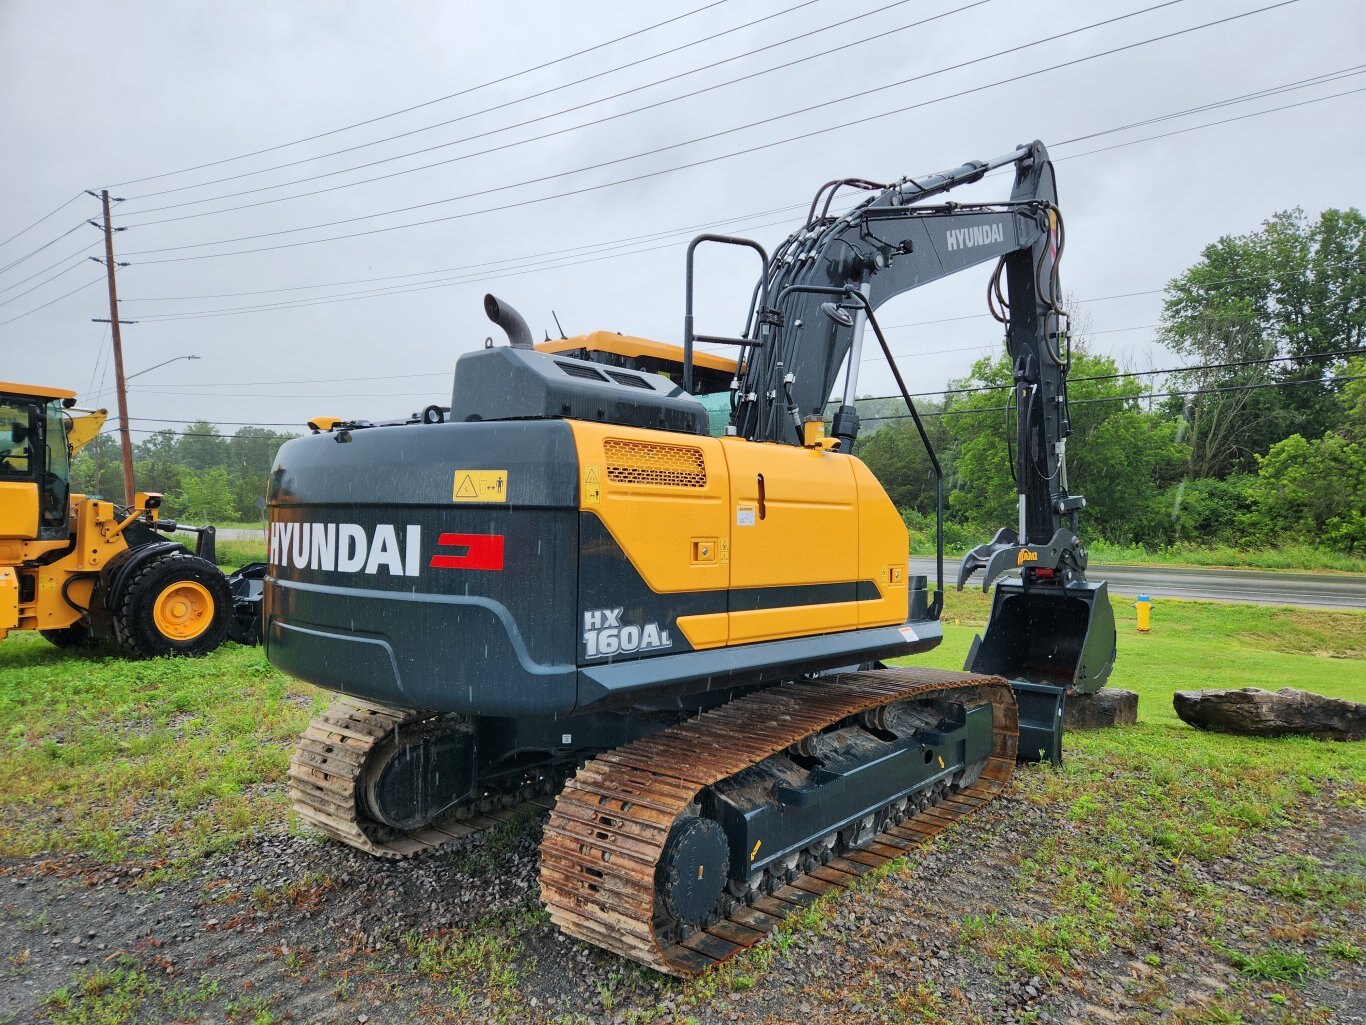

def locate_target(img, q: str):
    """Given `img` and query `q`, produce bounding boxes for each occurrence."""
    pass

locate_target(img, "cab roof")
[0,381,77,401]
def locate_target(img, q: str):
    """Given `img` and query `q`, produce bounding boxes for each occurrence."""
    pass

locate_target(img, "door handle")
[756,474,766,521]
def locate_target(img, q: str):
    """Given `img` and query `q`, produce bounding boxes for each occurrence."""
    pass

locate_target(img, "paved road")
[910,558,1366,610]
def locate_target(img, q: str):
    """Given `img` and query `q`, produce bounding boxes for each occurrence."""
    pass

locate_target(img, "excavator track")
[539,667,1018,977]
[288,697,554,859]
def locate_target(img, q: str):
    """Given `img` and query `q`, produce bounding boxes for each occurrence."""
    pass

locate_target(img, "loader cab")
[0,385,73,542]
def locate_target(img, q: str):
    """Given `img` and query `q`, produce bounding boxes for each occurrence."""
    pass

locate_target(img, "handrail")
[683,234,769,395]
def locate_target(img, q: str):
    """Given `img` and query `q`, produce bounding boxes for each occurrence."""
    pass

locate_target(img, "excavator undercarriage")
[291,668,1016,975]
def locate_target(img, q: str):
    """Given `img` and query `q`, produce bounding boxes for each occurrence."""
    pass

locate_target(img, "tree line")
[857,207,1365,555]
[72,425,298,524]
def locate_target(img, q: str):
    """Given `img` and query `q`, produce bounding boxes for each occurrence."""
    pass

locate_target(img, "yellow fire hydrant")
[1135,594,1152,633]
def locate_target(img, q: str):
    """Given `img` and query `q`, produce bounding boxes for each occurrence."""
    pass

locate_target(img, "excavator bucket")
[964,579,1117,763]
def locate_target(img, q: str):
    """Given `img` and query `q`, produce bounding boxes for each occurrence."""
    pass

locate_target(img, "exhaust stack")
[484,293,533,350]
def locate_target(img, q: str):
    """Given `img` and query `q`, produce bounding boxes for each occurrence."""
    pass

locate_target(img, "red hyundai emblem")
[429,533,505,571]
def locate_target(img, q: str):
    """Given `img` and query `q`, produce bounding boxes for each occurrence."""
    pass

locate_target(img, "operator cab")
[0,383,73,542]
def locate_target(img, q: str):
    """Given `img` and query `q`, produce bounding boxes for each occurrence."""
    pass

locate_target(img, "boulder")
[1065,689,1139,730]
[1172,687,1366,741]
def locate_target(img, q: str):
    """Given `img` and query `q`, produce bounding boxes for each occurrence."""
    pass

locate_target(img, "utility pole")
[93,189,134,504]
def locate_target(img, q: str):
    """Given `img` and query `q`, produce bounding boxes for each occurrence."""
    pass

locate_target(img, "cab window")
[43,400,71,528]
[0,400,35,477]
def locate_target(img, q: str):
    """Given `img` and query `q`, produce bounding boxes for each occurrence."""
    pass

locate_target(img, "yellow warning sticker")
[584,465,602,506]
[719,539,730,564]
[452,469,508,503]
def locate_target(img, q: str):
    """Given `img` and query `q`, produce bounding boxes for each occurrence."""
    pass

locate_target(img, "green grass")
[1084,540,1366,574]
[1219,944,1317,982]
[400,906,532,1020]
[215,539,267,569]
[0,635,320,868]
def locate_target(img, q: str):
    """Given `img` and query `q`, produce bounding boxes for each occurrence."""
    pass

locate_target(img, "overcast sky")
[2,0,1363,436]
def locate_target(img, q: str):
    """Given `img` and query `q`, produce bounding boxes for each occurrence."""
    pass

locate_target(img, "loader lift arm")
[685,140,1116,760]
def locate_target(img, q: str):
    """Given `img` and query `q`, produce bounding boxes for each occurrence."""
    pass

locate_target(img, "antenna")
[552,310,568,339]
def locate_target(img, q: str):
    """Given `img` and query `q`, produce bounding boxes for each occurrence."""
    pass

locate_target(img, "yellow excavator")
[0,381,237,656]
[269,142,1117,975]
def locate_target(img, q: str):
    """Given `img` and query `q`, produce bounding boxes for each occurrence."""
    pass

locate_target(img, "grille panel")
[557,361,608,381]
[604,439,707,488]
[605,370,653,390]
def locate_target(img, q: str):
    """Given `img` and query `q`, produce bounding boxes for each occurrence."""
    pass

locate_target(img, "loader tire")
[111,551,231,658]
[41,624,93,649]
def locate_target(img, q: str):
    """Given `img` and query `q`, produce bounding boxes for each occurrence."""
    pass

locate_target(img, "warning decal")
[584,465,602,506]
[451,469,508,503]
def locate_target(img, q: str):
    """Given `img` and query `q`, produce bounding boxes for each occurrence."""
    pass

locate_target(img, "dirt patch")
[1,790,1362,1024]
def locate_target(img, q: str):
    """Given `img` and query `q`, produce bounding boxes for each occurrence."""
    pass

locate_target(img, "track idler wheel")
[360,721,474,832]
[656,817,729,933]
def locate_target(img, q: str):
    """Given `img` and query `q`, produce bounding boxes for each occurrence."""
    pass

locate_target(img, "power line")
[123,47,1362,229]
[1055,63,1366,146]
[104,0,733,189]
[122,0,1277,261]
[119,77,1353,328]
[116,202,813,303]
[0,276,104,328]
[122,211,810,323]
[118,0,979,219]
[1054,83,1366,165]
[88,79,1361,341]
[114,67,1361,325]
[0,259,87,308]
[0,193,83,249]
[0,221,88,276]
[0,239,104,294]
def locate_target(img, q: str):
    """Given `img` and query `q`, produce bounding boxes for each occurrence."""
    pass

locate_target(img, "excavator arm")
[685,141,1116,761]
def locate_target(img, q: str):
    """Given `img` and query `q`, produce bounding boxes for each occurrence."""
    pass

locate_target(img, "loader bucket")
[964,579,1117,763]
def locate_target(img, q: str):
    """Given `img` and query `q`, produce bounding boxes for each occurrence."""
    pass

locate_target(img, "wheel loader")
[0,382,254,656]
[268,142,1117,975]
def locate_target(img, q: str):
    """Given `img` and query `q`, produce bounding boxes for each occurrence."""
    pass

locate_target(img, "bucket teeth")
[538,667,1018,977]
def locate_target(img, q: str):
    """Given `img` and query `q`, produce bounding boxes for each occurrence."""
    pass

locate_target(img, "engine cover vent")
[605,370,652,389]
[605,439,707,488]
[557,361,608,382]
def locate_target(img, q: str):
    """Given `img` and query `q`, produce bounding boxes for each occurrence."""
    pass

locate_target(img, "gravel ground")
[1,790,1362,1024]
